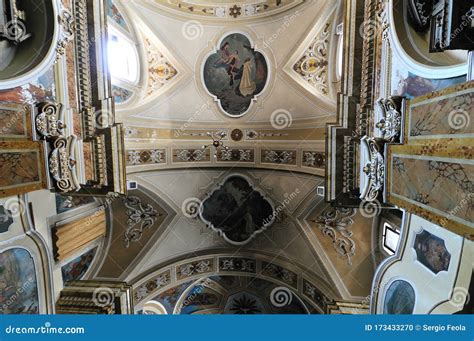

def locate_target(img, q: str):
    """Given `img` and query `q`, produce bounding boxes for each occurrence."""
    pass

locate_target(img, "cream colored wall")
[373,213,473,314]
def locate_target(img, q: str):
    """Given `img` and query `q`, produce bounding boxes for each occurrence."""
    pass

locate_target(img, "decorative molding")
[219,257,256,273]
[359,136,384,202]
[374,97,403,142]
[312,207,357,266]
[262,150,296,165]
[123,196,161,248]
[146,0,304,21]
[174,148,209,162]
[218,148,254,162]
[145,38,178,96]
[127,149,166,165]
[292,23,330,95]
[132,254,332,311]
[302,151,325,169]
[49,136,81,193]
[177,258,214,280]
[55,7,75,62]
[35,102,66,139]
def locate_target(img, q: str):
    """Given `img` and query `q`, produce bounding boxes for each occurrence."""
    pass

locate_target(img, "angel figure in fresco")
[239,57,256,96]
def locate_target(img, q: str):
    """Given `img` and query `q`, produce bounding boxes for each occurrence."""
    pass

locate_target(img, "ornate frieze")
[127,149,165,166]
[49,136,80,193]
[123,196,161,248]
[218,148,254,162]
[302,151,325,169]
[133,270,171,302]
[312,207,357,266]
[35,102,66,139]
[359,137,385,202]
[148,0,304,20]
[261,262,297,288]
[374,97,403,142]
[292,23,330,95]
[302,278,328,309]
[174,148,209,162]
[177,259,214,280]
[262,150,296,165]
[55,7,75,62]
[219,257,256,273]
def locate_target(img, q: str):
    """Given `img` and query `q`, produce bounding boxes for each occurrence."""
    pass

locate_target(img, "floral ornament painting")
[203,33,268,117]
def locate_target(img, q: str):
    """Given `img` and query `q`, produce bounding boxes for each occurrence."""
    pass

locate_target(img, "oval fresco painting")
[0,248,39,314]
[203,33,268,117]
[383,280,415,314]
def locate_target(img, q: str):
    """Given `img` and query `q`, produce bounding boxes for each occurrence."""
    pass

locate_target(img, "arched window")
[107,27,139,84]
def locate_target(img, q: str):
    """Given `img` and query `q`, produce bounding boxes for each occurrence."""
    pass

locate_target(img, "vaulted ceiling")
[97,0,378,307]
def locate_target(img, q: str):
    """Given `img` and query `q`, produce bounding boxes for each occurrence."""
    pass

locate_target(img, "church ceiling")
[115,0,340,128]
[143,0,305,22]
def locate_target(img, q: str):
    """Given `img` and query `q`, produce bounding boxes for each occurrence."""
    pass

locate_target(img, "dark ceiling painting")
[0,248,39,314]
[383,280,415,314]
[414,230,451,274]
[0,205,14,233]
[174,276,310,314]
[203,33,268,117]
[199,175,275,245]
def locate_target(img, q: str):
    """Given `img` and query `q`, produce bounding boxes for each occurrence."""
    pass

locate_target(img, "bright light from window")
[382,222,400,255]
[107,30,138,83]
[336,34,344,80]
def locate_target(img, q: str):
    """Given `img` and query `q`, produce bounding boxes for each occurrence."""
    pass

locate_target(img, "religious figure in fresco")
[204,33,268,116]
[240,58,257,96]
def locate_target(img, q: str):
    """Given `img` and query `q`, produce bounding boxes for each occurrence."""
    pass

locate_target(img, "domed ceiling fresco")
[203,33,268,117]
